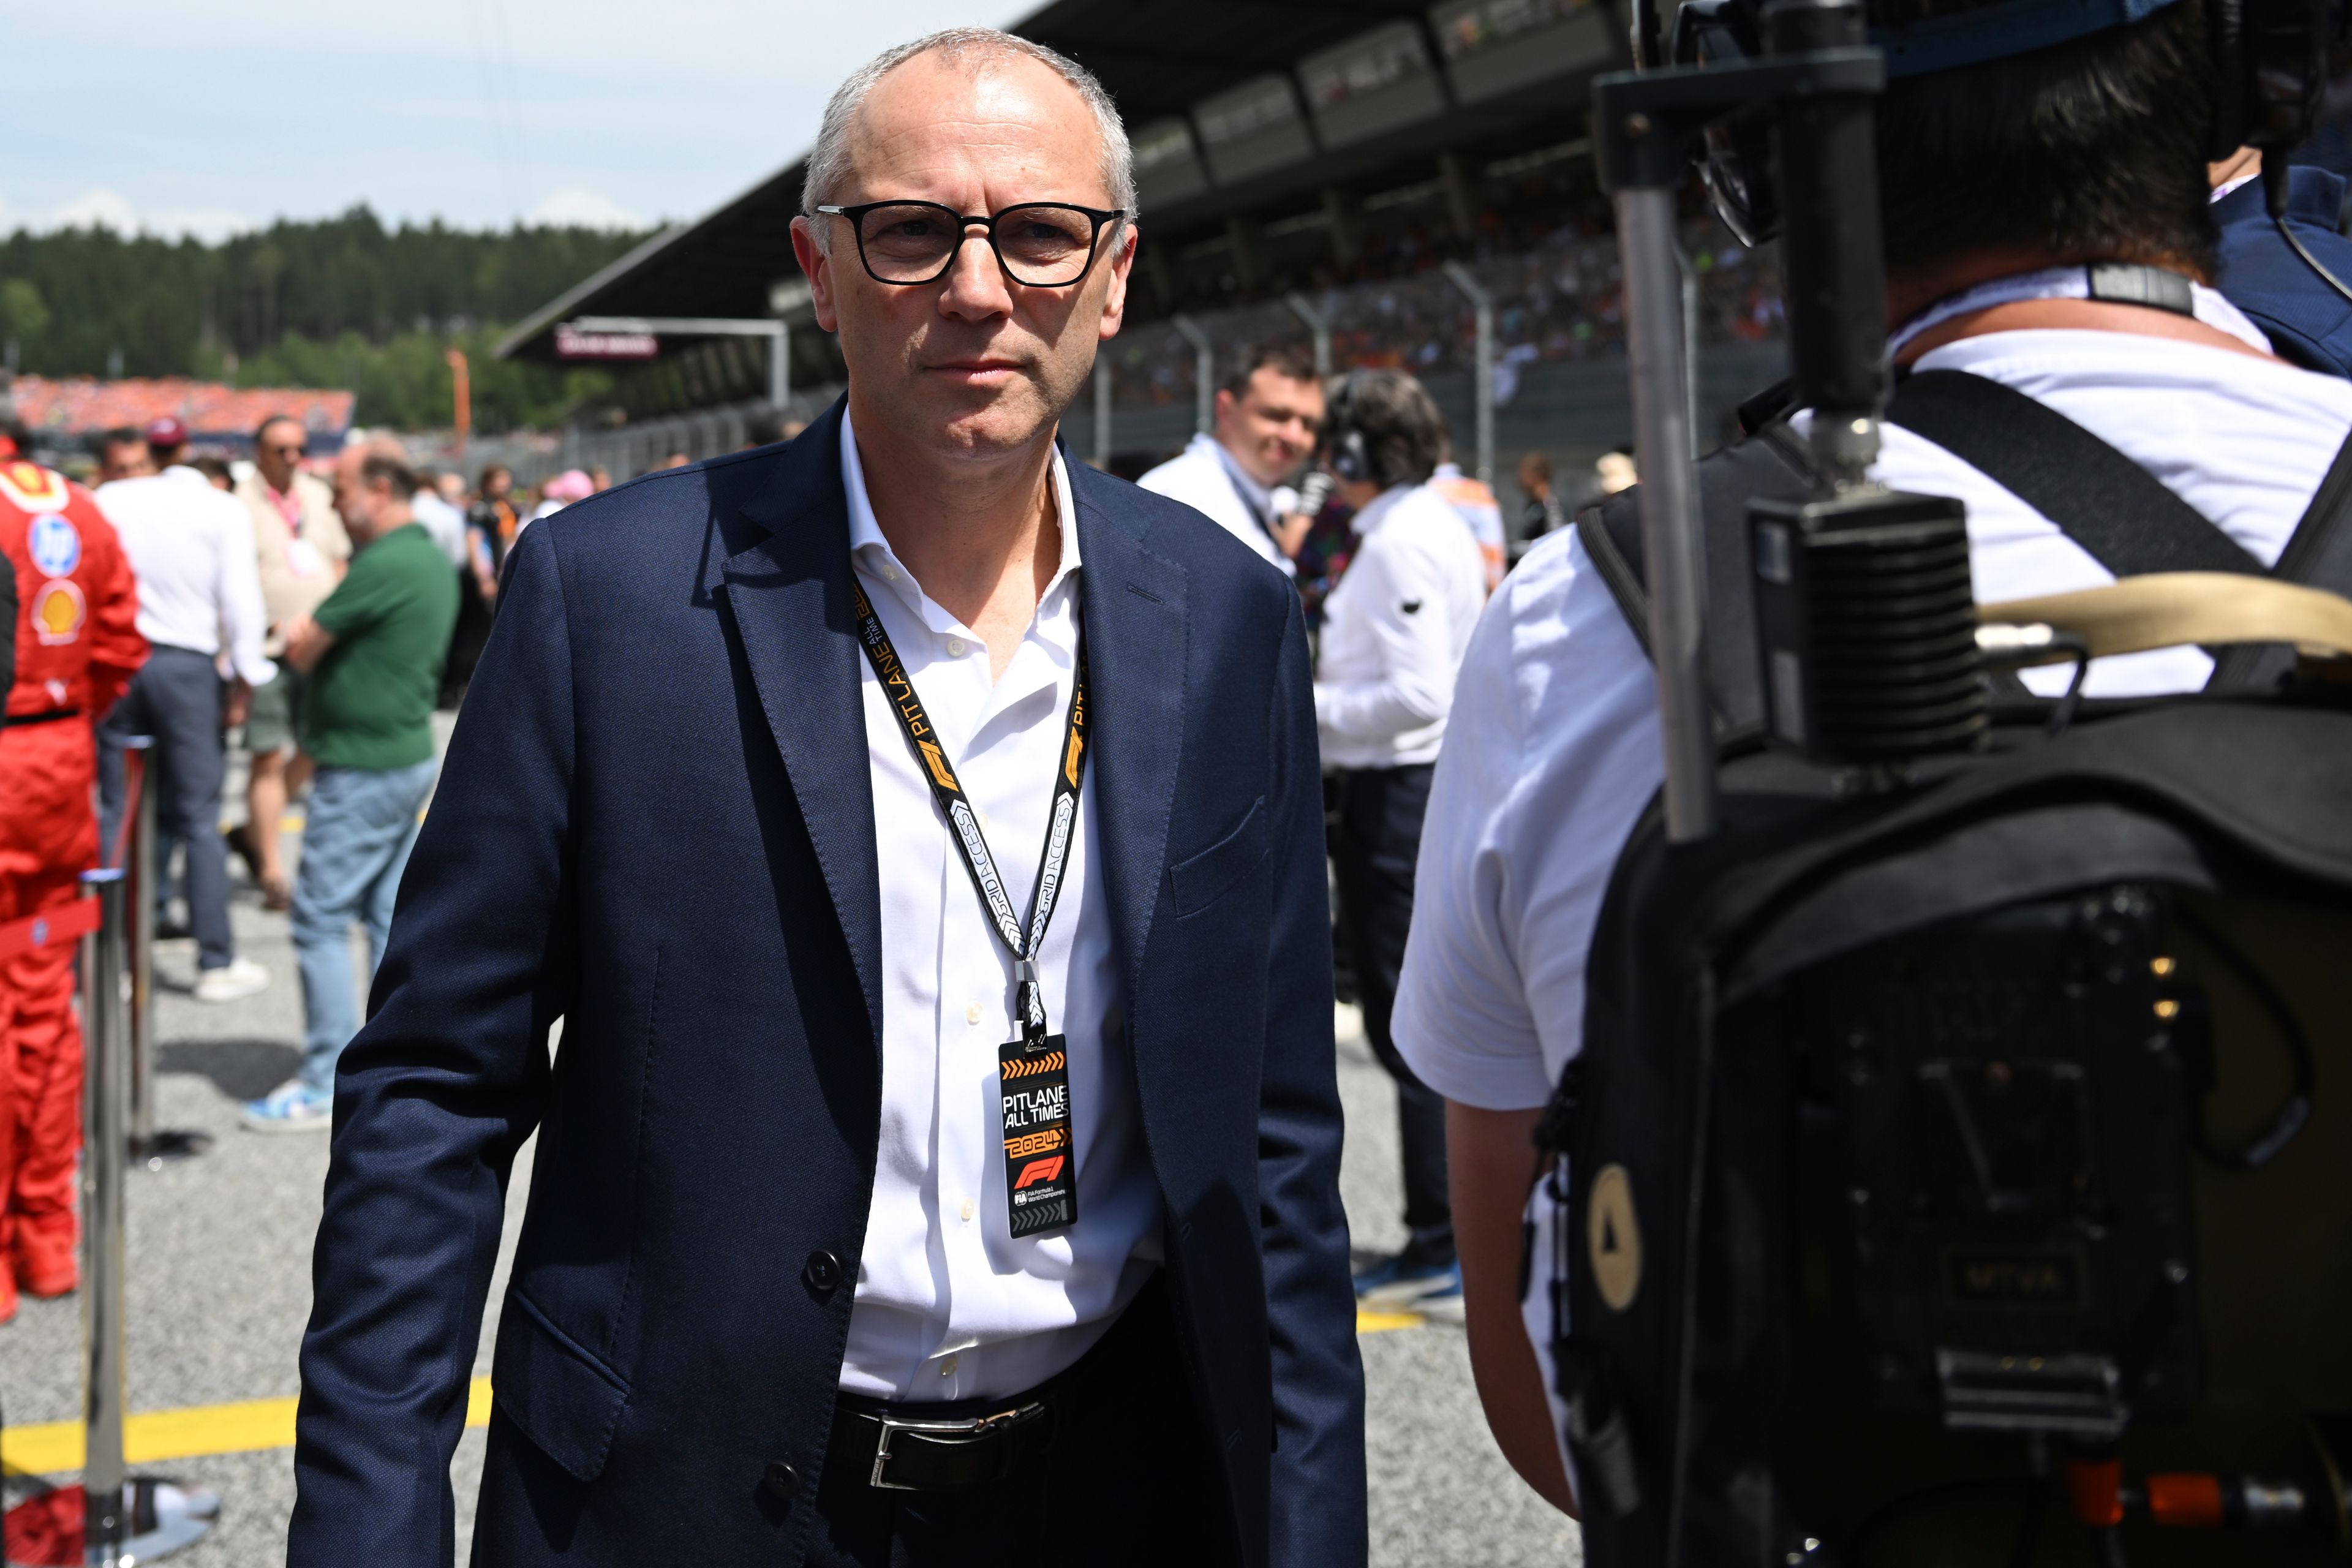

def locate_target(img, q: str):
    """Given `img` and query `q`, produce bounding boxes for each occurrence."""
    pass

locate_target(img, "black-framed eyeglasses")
[815,200,1127,288]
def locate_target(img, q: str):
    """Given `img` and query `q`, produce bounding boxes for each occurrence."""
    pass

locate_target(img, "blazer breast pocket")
[1168,795,1270,918]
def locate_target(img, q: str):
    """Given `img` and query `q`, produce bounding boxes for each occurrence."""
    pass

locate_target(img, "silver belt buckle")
[869,1404,1035,1491]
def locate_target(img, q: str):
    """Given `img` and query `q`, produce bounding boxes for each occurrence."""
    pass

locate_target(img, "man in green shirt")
[244,444,459,1132]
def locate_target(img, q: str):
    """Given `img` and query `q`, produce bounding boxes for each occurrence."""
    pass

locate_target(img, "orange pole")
[445,347,472,457]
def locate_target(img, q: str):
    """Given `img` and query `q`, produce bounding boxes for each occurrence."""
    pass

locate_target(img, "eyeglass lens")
[858,204,1100,285]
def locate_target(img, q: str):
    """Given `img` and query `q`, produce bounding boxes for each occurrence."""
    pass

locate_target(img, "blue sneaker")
[241,1079,333,1134]
[1353,1254,1459,1306]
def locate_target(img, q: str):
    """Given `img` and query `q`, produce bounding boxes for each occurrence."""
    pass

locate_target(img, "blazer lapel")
[1072,470,1190,1005]
[715,403,884,1054]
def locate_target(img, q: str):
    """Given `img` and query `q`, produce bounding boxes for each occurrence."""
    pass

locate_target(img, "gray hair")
[799,28,1136,250]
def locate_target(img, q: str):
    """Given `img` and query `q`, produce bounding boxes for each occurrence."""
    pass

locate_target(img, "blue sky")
[4,1,1023,240]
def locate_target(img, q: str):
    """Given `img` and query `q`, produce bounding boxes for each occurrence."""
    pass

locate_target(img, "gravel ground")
[2,746,1575,1564]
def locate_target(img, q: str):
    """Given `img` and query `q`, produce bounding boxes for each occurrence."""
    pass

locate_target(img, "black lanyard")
[848,576,1089,1041]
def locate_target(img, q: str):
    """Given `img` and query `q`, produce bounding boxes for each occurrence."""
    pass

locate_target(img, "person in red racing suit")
[0,431,145,1324]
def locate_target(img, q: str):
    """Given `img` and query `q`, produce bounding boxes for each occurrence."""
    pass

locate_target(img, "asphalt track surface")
[1,771,1580,1566]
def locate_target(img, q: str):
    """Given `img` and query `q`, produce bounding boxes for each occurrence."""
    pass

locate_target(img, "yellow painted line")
[1356,1308,1423,1333]
[1,1379,493,1478]
[0,1319,1422,1477]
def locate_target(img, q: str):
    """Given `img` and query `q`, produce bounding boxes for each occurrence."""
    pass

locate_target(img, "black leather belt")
[824,1396,1059,1491]
[2,707,79,729]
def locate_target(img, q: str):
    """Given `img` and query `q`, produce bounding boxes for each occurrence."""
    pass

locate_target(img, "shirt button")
[802,1250,843,1295]
[881,564,898,581]
[941,1355,960,1377]
[947,636,967,657]
[960,1197,975,1223]
[965,1001,983,1026]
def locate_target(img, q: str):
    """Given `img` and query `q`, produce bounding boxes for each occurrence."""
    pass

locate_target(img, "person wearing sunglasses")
[232,414,350,911]
[289,26,1363,1568]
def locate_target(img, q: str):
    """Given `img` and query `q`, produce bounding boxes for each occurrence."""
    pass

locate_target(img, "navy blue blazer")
[2215,165,2352,379]
[287,401,1366,1566]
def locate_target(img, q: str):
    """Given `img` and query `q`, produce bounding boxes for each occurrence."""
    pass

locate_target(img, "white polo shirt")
[836,412,1163,1404]
[1313,481,1488,771]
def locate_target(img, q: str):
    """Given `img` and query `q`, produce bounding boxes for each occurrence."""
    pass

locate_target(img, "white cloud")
[2,186,252,241]
[524,188,648,231]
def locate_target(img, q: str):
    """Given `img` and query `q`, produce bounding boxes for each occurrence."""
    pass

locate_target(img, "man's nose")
[938,227,1014,319]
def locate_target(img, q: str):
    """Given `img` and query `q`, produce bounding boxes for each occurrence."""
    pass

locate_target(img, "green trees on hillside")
[0,208,652,431]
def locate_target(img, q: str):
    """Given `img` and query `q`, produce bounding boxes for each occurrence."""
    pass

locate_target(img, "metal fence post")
[1284,292,1332,380]
[1171,315,1213,436]
[74,867,220,1565]
[121,739,156,1155]
[80,869,129,1562]
[766,322,790,412]
[1441,260,1496,486]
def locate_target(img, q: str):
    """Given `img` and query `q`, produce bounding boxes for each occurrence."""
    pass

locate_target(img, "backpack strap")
[1885,369,2266,579]
[2209,424,2352,690]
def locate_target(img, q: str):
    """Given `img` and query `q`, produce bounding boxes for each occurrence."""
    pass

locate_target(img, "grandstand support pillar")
[1172,315,1214,436]
[1284,293,1332,380]
[1092,358,1112,469]
[766,322,790,413]
[1441,261,1496,486]
[1438,153,1478,241]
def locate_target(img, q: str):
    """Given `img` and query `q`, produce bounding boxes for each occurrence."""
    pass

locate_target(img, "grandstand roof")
[498,0,1624,365]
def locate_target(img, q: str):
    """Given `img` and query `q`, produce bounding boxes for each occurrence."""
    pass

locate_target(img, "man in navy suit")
[288,26,1365,1568]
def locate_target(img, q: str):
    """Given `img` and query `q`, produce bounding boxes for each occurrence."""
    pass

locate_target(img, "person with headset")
[1390,0,2352,1514]
[1312,369,1489,1317]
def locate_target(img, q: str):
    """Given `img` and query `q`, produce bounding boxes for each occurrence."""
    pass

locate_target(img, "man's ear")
[1096,224,1137,343]
[791,217,840,334]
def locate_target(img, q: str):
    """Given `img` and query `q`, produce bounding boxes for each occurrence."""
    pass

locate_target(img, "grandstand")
[496,0,1788,516]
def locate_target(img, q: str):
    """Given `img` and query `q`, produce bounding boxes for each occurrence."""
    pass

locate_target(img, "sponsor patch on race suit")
[0,462,69,514]
[32,578,85,644]
[28,513,80,578]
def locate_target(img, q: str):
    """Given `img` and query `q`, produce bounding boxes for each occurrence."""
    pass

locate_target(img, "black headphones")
[1673,0,2336,246]
[1322,373,1383,486]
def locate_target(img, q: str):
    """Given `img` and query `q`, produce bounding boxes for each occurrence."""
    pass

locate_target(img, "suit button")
[803,1251,843,1295]
[761,1460,801,1502]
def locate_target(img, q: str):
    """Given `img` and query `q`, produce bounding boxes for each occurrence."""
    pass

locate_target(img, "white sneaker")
[193,957,270,1004]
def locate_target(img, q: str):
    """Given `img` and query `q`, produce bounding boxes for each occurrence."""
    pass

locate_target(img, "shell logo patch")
[0,462,67,514]
[29,513,80,578]
[32,578,86,645]
[1587,1163,1644,1313]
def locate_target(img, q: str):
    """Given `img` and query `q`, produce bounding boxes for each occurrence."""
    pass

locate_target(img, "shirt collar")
[1349,483,1417,538]
[1202,432,1274,522]
[839,407,1082,633]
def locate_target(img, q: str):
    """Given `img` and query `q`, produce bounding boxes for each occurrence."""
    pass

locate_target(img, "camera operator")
[1389,0,2352,1513]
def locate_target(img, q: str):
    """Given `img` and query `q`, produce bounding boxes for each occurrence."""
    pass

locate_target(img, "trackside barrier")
[0,872,217,1567]
[109,741,206,1168]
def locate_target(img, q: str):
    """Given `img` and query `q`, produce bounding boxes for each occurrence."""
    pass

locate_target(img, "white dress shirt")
[1390,327,2352,1494]
[837,411,1163,1404]
[1137,431,1294,576]
[1312,481,1487,770]
[410,487,470,570]
[96,465,274,686]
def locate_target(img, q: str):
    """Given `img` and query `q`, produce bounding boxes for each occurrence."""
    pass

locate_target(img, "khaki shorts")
[244,668,304,756]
